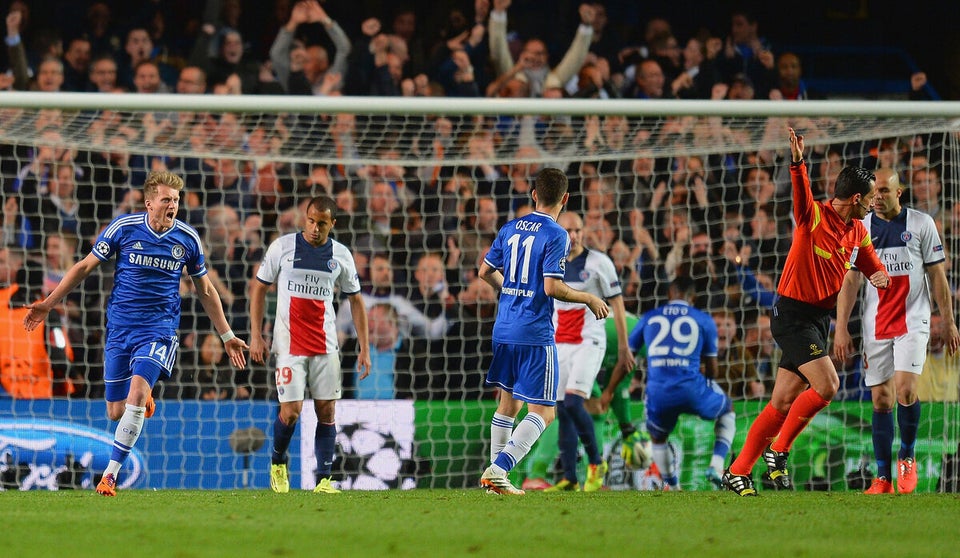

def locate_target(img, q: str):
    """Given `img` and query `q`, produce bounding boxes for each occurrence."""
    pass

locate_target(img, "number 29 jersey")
[629,300,718,389]
[484,211,569,346]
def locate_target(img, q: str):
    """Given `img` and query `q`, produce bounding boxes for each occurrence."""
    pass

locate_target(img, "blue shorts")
[644,378,731,441]
[103,326,179,402]
[486,342,558,406]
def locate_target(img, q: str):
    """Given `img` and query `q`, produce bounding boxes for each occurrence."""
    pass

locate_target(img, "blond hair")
[143,171,185,198]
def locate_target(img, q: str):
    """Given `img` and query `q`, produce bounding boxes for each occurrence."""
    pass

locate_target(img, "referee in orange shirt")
[722,128,890,496]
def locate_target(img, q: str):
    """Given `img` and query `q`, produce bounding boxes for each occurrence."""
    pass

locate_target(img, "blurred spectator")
[409,253,454,331]
[718,9,774,96]
[743,311,779,393]
[180,332,251,400]
[0,245,72,398]
[60,37,91,92]
[712,309,763,399]
[83,2,122,59]
[769,52,820,101]
[916,313,960,402]
[340,302,426,400]
[132,60,167,94]
[455,195,499,273]
[336,253,443,341]
[36,161,82,237]
[622,58,670,99]
[87,54,118,92]
[431,274,497,400]
[31,56,64,92]
[488,0,595,98]
[746,202,789,275]
[269,0,351,95]
[118,27,176,91]
[723,72,755,100]
[672,37,721,99]
[5,8,29,91]
[176,66,207,94]
[909,166,945,219]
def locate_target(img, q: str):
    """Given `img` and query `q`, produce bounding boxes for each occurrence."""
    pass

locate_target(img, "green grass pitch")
[2,489,958,557]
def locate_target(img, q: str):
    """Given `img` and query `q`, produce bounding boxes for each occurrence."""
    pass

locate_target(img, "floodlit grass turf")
[2,489,959,558]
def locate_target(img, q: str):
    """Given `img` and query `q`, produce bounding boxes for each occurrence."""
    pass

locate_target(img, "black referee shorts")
[770,296,832,375]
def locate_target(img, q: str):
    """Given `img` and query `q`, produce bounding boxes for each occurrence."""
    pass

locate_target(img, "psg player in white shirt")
[546,212,634,492]
[250,195,371,495]
[835,168,959,494]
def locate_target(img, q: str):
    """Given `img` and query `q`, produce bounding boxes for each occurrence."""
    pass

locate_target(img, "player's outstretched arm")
[193,274,248,369]
[24,252,101,332]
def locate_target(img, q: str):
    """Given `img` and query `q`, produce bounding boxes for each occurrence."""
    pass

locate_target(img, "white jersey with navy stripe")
[553,248,621,346]
[93,213,206,328]
[257,233,361,357]
[860,207,944,340]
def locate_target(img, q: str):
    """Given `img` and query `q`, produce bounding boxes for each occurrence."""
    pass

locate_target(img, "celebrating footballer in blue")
[24,171,248,497]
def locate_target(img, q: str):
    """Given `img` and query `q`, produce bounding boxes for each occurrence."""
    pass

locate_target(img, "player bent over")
[606,276,735,490]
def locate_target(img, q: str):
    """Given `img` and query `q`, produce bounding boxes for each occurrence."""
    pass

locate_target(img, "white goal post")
[0,92,958,492]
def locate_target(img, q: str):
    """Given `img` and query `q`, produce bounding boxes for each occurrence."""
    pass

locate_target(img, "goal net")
[1,93,958,492]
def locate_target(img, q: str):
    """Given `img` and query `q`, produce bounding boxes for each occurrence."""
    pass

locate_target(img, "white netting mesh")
[1,95,958,491]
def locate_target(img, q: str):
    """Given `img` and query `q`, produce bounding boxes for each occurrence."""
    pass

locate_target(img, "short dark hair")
[834,167,875,199]
[670,275,696,298]
[534,167,568,207]
[307,196,338,219]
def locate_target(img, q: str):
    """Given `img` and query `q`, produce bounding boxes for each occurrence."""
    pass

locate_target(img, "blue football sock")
[872,409,894,479]
[897,400,921,461]
[564,393,601,465]
[556,402,580,482]
[315,422,337,480]
[272,415,296,465]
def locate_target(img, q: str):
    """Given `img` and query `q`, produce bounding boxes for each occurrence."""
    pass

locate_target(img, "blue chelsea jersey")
[629,300,718,387]
[92,213,207,329]
[483,211,569,346]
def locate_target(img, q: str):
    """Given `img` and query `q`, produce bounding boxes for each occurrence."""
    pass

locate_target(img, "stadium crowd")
[0,0,956,404]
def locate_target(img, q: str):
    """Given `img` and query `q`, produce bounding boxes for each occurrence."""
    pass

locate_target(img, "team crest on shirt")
[901,231,912,242]
[95,241,110,256]
[579,270,589,281]
[171,245,185,259]
[328,259,339,271]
